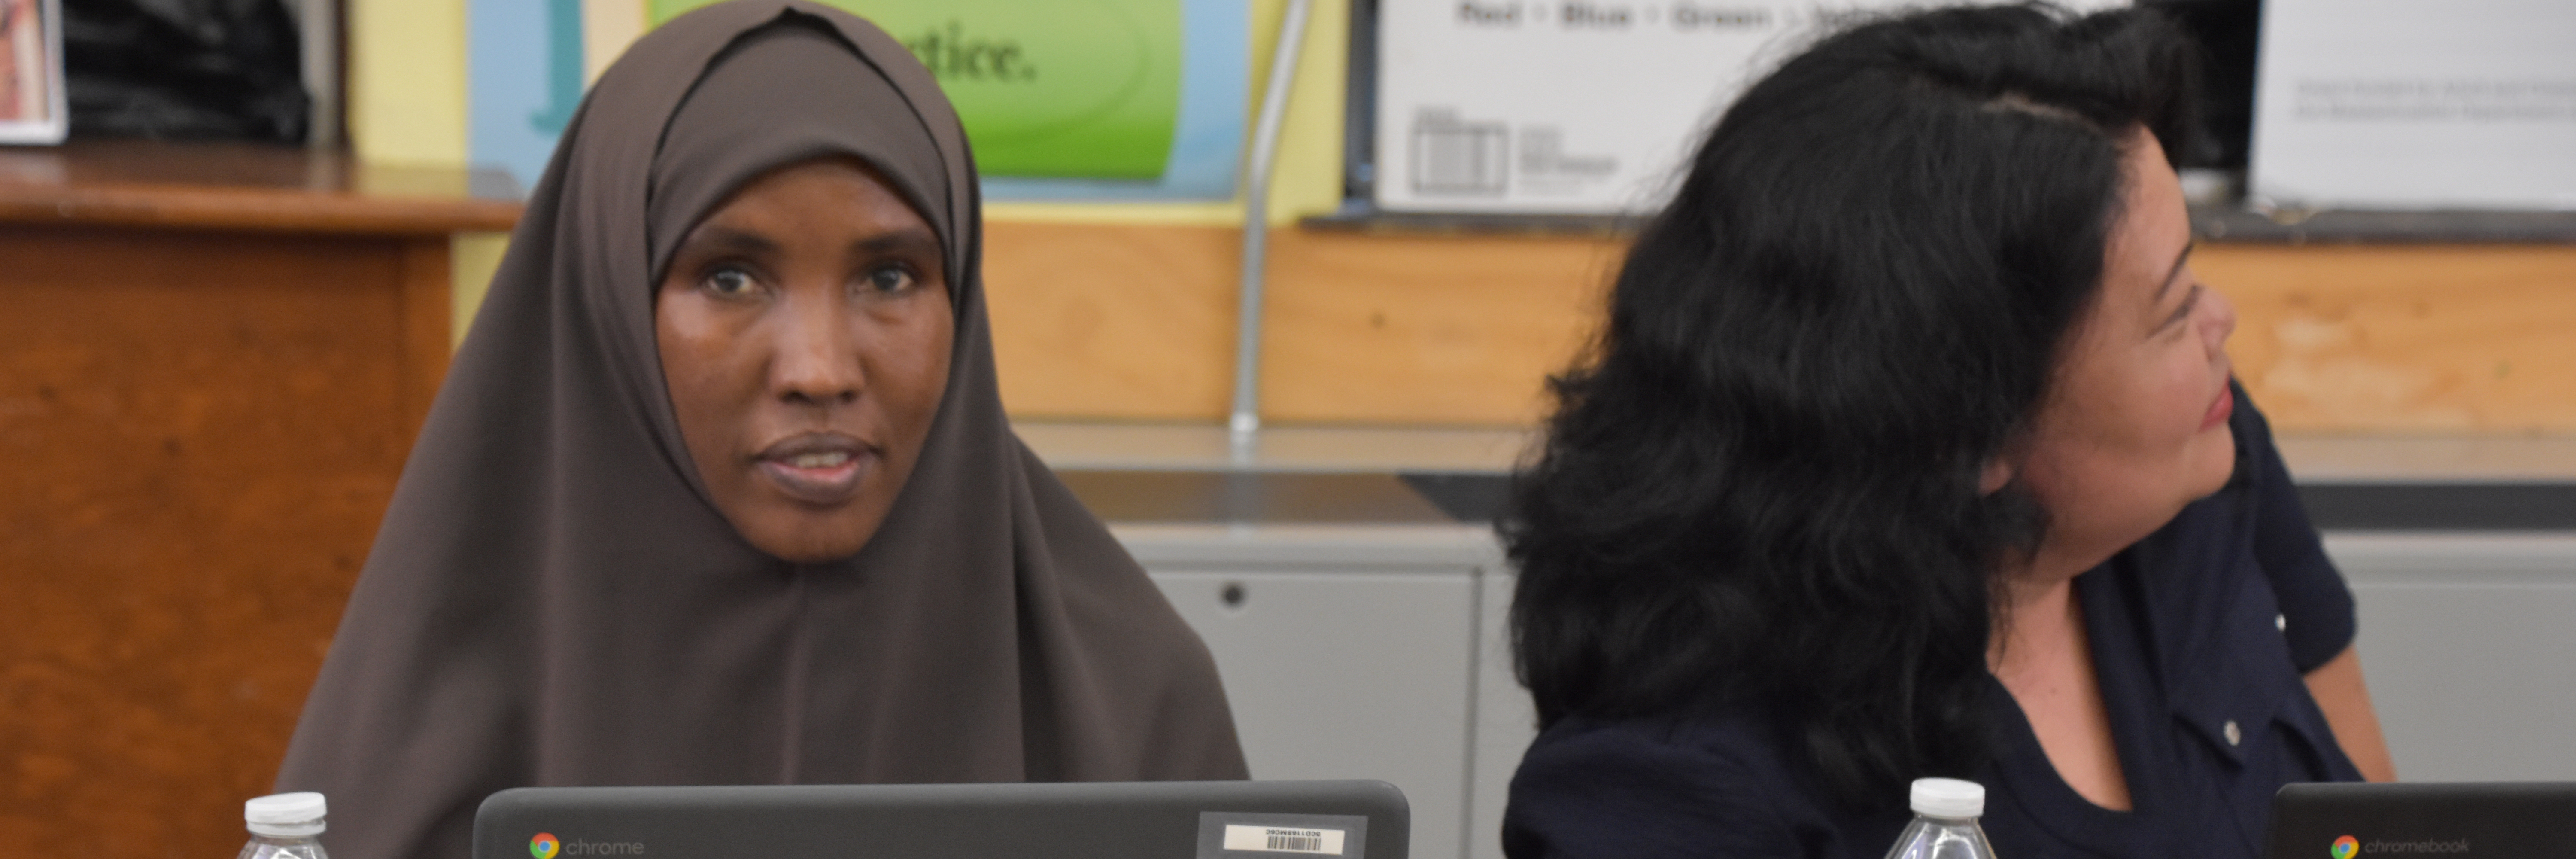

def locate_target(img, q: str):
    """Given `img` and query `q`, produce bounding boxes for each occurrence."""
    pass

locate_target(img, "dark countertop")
[1026,426,2576,531]
[2189,207,2576,245]
[1057,470,1458,525]
[1059,469,2576,531]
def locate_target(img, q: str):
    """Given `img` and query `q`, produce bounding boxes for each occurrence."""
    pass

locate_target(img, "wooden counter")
[981,221,2576,431]
[0,140,519,859]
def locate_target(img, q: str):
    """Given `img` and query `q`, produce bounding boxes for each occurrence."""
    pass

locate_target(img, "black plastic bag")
[62,0,309,142]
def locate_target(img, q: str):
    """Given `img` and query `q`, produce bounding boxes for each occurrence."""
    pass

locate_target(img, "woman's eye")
[703,267,756,297]
[863,266,917,294]
[2166,286,2202,330]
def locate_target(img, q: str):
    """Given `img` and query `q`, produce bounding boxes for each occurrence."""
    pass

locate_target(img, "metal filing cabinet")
[2326,533,2576,780]
[1121,524,1530,859]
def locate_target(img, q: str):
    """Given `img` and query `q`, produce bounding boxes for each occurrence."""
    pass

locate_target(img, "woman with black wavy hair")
[1500,4,2392,857]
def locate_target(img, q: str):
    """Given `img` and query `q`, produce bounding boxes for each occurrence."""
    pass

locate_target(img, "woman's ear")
[1978,457,2016,496]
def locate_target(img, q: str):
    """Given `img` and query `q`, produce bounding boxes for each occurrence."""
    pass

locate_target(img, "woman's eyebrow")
[681,226,778,257]
[2153,242,2196,304]
[852,228,943,259]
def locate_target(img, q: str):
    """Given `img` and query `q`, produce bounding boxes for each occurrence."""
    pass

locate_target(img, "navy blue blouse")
[1502,388,2366,859]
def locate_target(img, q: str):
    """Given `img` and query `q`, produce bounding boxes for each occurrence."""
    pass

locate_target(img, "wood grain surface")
[71,126,2520,430]
[1259,229,1625,426]
[982,222,1240,421]
[982,222,2576,430]
[0,220,450,859]
[982,222,1626,425]
[2,143,497,859]
[2205,244,2576,433]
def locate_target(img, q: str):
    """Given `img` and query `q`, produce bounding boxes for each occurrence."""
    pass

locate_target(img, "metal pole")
[1230,0,1317,462]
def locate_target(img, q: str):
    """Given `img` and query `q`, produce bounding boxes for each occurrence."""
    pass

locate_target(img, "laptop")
[474,780,1410,859]
[2267,782,2576,859]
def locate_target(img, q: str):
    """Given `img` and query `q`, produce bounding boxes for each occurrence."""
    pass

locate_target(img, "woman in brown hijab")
[273,4,1249,859]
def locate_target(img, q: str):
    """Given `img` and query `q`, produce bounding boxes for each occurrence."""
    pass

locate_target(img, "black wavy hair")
[1504,3,2200,808]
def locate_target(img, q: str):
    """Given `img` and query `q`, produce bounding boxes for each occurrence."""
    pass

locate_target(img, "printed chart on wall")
[470,0,1245,200]
[1373,0,2124,215]
[2249,0,2576,210]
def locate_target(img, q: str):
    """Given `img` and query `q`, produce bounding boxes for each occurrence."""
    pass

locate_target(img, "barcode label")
[1410,110,1508,196]
[1223,825,1345,855]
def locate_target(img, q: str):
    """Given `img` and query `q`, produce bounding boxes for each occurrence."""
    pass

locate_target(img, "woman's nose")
[2202,286,2239,354]
[771,289,862,405]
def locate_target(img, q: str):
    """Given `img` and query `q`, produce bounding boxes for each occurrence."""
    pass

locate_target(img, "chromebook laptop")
[474,780,1409,859]
[2266,782,2576,859]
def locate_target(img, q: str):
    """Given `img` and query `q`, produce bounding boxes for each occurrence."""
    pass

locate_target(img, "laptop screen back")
[474,780,1410,859]
[2267,782,2576,859]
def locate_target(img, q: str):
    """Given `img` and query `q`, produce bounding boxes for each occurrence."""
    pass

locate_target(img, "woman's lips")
[2201,384,2235,431]
[754,433,875,505]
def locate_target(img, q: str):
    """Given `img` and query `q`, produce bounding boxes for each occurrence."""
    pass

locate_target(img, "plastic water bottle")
[238,792,329,859]
[1880,778,1997,859]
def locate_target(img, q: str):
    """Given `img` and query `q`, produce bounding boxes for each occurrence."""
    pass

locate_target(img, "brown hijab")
[274,5,1248,858]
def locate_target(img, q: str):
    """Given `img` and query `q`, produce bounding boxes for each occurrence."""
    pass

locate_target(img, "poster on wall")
[1373,0,2124,216]
[0,0,65,144]
[2248,0,2576,210]
[471,0,1245,201]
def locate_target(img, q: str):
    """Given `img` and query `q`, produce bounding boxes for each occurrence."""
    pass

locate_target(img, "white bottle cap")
[246,792,327,837]
[1909,778,1984,819]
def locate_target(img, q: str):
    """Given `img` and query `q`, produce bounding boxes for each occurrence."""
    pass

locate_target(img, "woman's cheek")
[2160,343,2215,436]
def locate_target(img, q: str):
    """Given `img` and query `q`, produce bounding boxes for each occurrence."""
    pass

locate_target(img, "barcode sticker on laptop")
[1222,825,1345,855]
[1197,810,1367,859]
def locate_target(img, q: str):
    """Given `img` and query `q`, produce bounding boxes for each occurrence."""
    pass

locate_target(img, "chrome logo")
[531,833,560,859]
[2331,835,2359,859]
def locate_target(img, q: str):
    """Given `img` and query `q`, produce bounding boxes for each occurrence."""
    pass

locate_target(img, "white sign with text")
[2250,0,2576,210]
[1373,0,2126,215]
